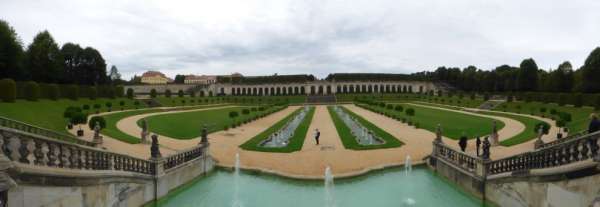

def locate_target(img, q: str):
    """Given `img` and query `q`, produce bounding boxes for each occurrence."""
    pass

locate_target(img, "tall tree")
[79,47,107,85]
[108,65,121,81]
[174,74,185,84]
[581,47,600,93]
[24,31,64,83]
[517,58,539,91]
[0,20,24,80]
[61,43,83,84]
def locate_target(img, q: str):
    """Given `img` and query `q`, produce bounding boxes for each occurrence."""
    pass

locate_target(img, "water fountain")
[332,106,384,146]
[232,153,242,207]
[324,166,335,207]
[405,155,412,175]
[260,106,310,148]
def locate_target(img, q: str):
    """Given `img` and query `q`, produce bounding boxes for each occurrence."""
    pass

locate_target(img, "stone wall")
[485,164,600,207]
[428,157,485,200]
[5,155,214,207]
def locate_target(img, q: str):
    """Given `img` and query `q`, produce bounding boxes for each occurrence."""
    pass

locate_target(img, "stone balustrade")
[536,130,588,149]
[163,144,208,171]
[0,126,156,175]
[0,124,211,176]
[0,116,96,147]
[487,130,600,176]
[433,141,484,177]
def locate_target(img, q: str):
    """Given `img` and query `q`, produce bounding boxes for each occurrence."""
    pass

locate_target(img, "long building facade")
[210,80,437,96]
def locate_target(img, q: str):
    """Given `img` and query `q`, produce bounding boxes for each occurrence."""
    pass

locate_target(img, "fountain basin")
[157,166,484,207]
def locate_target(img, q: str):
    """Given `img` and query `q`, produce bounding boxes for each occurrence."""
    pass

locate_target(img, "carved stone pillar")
[0,150,16,205]
[92,122,103,146]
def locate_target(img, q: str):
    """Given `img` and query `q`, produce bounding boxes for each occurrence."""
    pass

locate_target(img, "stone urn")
[77,126,84,137]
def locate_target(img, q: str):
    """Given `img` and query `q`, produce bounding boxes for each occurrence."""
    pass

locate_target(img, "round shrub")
[150,89,157,98]
[534,122,550,135]
[0,78,17,102]
[88,116,106,130]
[126,88,134,99]
[82,104,90,110]
[394,105,404,112]
[63,106,82,119]
[165,89,172,98]
[23,81,40,101]
[70,112,88,125]
[119,101,125,109]
[405,108,415,116]
[105,102,113,111]
[242,109,250,115]
[178,90,184,98]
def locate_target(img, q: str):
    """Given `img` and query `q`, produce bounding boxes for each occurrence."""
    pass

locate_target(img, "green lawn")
[240,106,315,152]
[98,104,230,144]
[0,98,148,134]
[494,101,596,133]
[475,111,541,146]
[359,103,505,140]
[328,106,403,150]
[139,105,286,139]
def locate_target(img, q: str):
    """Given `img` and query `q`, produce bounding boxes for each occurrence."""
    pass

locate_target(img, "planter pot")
[67,124,73,130]
[77,130,84,137]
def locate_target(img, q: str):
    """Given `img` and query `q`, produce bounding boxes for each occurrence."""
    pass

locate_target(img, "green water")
[159,167,483,207]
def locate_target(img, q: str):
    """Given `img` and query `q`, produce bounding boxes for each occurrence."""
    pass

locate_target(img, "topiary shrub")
[534,122,550,135]
[178,90,184,98]
[119,101,125,110]
[88,116,106,130]
[150,89,157,98]
[405,108,415,116]
[105,102,113,112]
[93,103,101,114]
[0,78,17,102]
[115,86,124,97]
[242,108,250,115]
[126,88,134,99]
[224,125,229,131]
[23,81,40,101]
[70,111,88,125]
[165,89,172,98]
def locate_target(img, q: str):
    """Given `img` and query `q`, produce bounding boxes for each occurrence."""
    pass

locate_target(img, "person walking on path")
[459,132,468,152]
[589,113,600,134]
[475,137,481,156]
[314,129,321,145]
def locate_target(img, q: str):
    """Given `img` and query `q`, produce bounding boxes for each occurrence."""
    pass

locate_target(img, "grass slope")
[98,104,229,144]
[328,106,403,150]
[0,98,148,133]
[140,106,285,139]
[475,111,540,146]
[364,103,504,139]
[494,101,596,133]
[240,106,315,153]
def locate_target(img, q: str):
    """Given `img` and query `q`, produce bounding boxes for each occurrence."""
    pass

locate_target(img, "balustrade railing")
[0,126,155,175]
[163,144,208,171]
[486,131,600,176]
[0,116,95,147]
[434,142,482,175]
[536,130,588,149]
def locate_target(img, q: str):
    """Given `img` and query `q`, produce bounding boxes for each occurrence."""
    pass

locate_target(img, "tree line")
[0,19,121,85]
[412,48,600,93]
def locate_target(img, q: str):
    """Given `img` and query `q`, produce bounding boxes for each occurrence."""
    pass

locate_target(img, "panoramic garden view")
[1,0,600,207]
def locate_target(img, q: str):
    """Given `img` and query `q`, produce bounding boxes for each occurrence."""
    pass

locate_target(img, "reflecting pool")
[159,167,483,207]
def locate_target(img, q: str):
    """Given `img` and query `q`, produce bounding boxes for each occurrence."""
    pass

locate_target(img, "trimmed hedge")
[88,116,107,130]
[23,81,40,101]
[0,78,17,102]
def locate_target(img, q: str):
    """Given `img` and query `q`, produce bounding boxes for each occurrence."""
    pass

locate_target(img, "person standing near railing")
[589,114,600,134]
[475,136,481,156]
[459,132,468,152]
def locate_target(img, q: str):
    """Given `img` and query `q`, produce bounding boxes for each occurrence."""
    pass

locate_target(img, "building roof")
[141,71,168,78]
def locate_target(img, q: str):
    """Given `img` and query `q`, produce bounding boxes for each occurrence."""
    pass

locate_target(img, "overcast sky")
[2,0,600,79]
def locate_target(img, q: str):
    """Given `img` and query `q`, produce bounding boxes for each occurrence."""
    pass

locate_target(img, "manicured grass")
[140,105,286,139]
[494,101,596,133]
[239,106,315,153]
[98,104,230,144]
[155,96,227,107]
[359,103,504,139]
[475,111,541,146]
[328,106,403,150]
[0,98,148,134]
